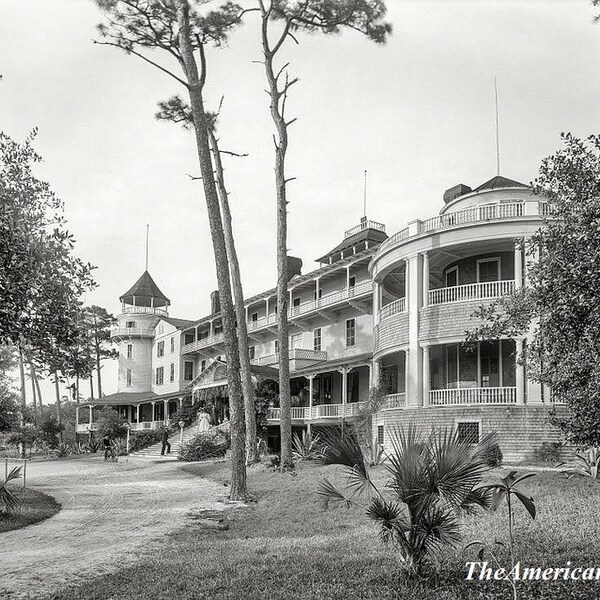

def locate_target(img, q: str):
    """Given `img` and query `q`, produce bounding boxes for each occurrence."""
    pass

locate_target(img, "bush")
[482,441,503,467]
[129,429,164,453]
[170,403,201,428]
[111,438,128,456]
[533,441,561,463]
[52,443,71,458]
[178,424,230,462]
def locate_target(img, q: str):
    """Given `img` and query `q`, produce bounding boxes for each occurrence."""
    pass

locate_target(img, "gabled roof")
[80,391,156,407]
[474,175,529,192]
[315,227,388,264]
[120,271,170,308]
[161,316,195,330]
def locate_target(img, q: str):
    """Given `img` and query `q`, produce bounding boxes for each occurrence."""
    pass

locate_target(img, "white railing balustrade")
[110,327,155,338]
[344,219,386,238]
[429,387,517,406]
[428,280,515,306]
[181,333,225,354]
[121,305,168,316]
[266,402,367,421]
[383,393,406,409]
[290,280,372,318]
[378,298,406,321]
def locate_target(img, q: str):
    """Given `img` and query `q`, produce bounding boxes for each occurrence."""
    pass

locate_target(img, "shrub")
[129,429,164,453]
[52,443,71,458]
[0,466,22,516]
[170,403,201,428]
[84,439,100,453]
[292,431,323,462]
[178,425,230,462]
[95,407,127,439]
[111,438,128,456]
[532,441,561,463]
[482,441,503,467]
[561,447,600,479]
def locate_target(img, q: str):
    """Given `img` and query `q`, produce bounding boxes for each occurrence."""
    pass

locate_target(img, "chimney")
[210,290,220,314]
[443,183,472,204]
[287,256,303,282]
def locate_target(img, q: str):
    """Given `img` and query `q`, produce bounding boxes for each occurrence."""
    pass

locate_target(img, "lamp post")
[179,420,185,449]
[124,422,131,454]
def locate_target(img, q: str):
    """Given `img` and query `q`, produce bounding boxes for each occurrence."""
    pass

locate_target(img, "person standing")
[103,434,112,461]
[161,428,171,455]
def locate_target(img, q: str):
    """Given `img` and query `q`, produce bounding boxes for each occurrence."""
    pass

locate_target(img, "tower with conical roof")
[112,271,170,393]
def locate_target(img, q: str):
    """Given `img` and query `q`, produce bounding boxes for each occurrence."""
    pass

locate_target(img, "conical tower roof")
[474,175,529,192]
[119,271,170,308]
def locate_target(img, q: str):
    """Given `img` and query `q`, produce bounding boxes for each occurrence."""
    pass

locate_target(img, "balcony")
[266,401,367,421]
[111,327,156,339]
[258,348,328,367]
[382,393,406,409]
[378,298,406,321]
[289,280,372,318]
[181,334,224,354]
[121,305,168,317]
[344,219,386,239]
[379,200,549,254]
[428,280,515,306]
[429,387,517,406]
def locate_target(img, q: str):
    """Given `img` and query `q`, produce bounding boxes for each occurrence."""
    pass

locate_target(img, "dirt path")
[0,456,225,599]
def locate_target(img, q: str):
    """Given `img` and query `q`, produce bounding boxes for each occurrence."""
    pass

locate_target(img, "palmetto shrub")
[0,466,22,516]
[292,431,323,462]
[317,425,495,572]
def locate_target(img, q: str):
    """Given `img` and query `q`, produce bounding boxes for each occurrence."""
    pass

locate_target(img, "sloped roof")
[80,391,156,407]
[161,316,195,329]
[474,175,529,192]
[315,227,388,264]
[120,271,170,307]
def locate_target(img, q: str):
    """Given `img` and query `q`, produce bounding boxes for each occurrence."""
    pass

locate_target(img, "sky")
[1,0,599,399]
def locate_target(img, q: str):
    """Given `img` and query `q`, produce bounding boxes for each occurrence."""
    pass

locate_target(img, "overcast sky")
[1,0,599,398]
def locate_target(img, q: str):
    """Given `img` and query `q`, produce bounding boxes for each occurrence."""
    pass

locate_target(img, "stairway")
[130,425,200,459]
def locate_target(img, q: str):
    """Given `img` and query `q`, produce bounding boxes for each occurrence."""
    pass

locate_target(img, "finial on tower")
[494,76,501,176]
[363,169,368,221]
[145,224,149,272]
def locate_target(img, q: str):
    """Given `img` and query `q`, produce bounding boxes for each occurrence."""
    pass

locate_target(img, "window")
[293,297,301,308]
[125,320,136,328]
[214,325,223,335]
[290,334,301,349]
[126,369,132,387]
[479,340,500,387]
[251,312,258,322]
[349,276,356,288]
[157,324,164,334]
[199,331,209,340]
[126,344,132,359]
[313,328,322,352]
[377,425,384,446]
[381,364,398,394]
[275,340,279,354]
[201,359,207,372]
[170,337,175,353]
[249,346,256,360]
[184,332,195,345]
[216,355,222,362]
[169,363,175,382]
[457,422,480,445]
[346,318,356,347]
[157,341,164,357]
[313,289,323,300]
[155,367,164,386]
[445,266,458,287]
[477,258,500,283]
[347,370,360,402]
[184,361,194,381]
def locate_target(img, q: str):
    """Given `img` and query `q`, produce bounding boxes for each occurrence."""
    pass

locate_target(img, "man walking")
[161,427,171,455]
[103,434,112,461]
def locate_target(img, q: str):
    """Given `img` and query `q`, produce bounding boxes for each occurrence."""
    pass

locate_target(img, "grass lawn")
[0,486,61,533]
[51,461,600,600]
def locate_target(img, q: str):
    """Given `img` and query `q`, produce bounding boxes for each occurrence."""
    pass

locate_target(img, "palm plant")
[317,425,495,572]
[0,466,22,515]
[292,431,323,462]
[561,447,600,479]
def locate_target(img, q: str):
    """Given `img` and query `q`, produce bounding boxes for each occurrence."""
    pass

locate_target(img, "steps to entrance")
[130,425,199,458]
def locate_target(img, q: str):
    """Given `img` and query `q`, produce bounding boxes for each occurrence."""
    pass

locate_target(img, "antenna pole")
[145,224,149,271]
[363,170,368,219]
[494,76,500,175]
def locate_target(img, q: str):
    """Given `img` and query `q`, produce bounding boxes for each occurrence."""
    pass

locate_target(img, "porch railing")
[344,219,386,238]
[428,280,515,306]
[121,305,168,316]
[289,280,372,318]
[379,298,406,321]
[266,402,367,421]
[382,393,406,409]
[110,327,155,338]
[429,387,517,406]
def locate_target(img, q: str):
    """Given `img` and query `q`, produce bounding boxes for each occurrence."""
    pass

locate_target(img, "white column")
[315,279,320,306]
[307,374,315,435]
[136,404,140,423]
[179,397,183,410]
[516,338,525,405]
[75,406,80,426]
[372,359,380,388]
[346,266,350,289]
[422,346,430,407]
[151,401,156,424]
[404,350,410,401]
[89,405,93,426]
[407,255,423,406]
[514,240,523,290]
[373,281,381,323]
[422,251,429,307]
[340,367,348,416]
[164,399,169,423]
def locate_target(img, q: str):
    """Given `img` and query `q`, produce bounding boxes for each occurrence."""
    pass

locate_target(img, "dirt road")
[0,456,225,599]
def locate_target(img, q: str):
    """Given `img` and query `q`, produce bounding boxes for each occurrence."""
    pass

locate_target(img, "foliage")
[84,439,100,454]
[317,425,494,572]
[467,134,600,446]
[0,466,22,515]
[70,442,87,455]
[0,393,21,433]
[129,429,164,453]
[291,431,323,462]
[482,442,503,468]
[561,447,600,479]
[354,386,387,455]
[255,378,278,435]
[111,438,129,456]
[0,130,95,365]
[95,407,127,439]
[178,426,230,462]
[52,443,72,458]
[532,441,561,464]
[169,402,200,428]
[6,426,40,455]
[39,415,65,449]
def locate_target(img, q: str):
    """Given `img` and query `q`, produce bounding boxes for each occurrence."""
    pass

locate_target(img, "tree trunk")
[31,361,43,408]
[175,0,246,499]
[17,345,26,427]
[29,362,37,424]
[93,313,103,398]
[209,129,259,464]
[89,375,95,401]
[261,13,293,470]
[54,371,63,442]
[76,373,80,405]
